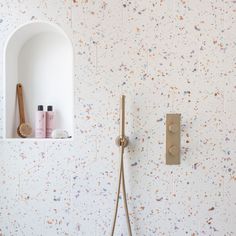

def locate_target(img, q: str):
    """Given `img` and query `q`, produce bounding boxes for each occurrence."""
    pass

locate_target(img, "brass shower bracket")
[115,136,129,147]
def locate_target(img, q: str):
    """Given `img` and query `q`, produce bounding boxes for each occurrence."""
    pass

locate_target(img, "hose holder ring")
[115,136,129,148]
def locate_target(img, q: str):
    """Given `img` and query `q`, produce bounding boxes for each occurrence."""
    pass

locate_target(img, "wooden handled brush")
[16,83,32,138]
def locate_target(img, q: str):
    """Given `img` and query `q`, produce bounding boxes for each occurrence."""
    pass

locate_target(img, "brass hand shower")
[111,95,132,236]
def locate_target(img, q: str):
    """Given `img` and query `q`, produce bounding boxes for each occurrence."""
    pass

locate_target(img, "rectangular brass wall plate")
[166,113,181,165]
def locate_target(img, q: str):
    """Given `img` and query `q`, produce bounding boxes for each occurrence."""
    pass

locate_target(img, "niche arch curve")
[4,21,73,139]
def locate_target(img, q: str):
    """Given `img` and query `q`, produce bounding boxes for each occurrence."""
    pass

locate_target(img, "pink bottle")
[35,105,46,138]
[46,105,54,138]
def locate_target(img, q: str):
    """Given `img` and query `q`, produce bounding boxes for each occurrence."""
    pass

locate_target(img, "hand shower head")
[120,95,125,138]
[116,95,129,148]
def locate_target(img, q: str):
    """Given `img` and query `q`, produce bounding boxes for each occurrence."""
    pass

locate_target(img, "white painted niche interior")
[4,21,73,139]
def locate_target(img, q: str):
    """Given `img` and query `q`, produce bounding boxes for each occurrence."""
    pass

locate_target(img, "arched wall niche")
[4,21,73,139]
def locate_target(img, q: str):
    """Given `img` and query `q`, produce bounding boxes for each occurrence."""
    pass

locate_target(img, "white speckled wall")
[0,1,235,235]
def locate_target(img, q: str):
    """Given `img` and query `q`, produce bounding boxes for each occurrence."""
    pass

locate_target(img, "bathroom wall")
[0,0,235,235]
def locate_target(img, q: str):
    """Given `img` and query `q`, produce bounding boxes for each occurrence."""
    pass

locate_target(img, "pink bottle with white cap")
[46,105,54,138]
[35,105,46,138]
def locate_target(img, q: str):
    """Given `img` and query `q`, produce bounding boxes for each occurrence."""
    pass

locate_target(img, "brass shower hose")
[111,95,132,236]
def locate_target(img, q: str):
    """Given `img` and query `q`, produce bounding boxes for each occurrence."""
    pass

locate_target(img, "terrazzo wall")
[0,0,235,235]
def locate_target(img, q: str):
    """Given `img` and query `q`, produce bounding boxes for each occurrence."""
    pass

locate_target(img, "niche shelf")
[3,21,73,140]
